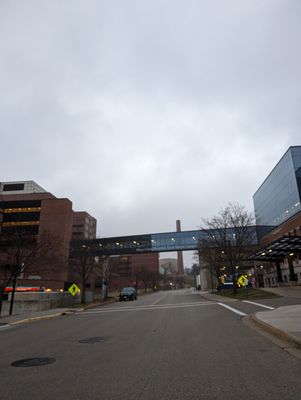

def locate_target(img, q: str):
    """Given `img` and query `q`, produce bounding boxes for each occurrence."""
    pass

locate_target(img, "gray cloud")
[1,0,301,266]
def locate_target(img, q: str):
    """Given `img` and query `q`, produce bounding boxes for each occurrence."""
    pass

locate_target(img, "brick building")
[109,253,159,292]
[0,181,159,297]
[0,181,74,289]
[72,211,97,240]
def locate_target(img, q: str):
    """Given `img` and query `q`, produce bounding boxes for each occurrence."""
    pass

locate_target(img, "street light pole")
[226,239,237,295]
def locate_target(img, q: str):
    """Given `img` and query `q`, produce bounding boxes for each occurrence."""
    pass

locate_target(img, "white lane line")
[217,303,246,316]
[151,293,169,305]
[0,325,10,331]
[82,301,213,312]
[79,302,216,315]
[242,300,275,310]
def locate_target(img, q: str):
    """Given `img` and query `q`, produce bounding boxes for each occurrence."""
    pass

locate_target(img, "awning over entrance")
[248,235,301,261]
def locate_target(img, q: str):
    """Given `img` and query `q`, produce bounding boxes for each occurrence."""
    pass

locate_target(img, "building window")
[3,183,25,191]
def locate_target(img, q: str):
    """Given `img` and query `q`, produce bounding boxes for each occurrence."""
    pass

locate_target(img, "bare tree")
[69,245,101,304]
[160,261,176,290]
[133,267,161,292]
[190,263,200,288]
[0,231,61,316]
[199,202,256,294]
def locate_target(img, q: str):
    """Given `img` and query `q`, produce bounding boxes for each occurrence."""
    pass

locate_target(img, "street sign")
[237,275,249,287]
[68,283,80,296]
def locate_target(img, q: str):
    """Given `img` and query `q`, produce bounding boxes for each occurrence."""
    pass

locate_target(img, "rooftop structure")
[0,180,46,195]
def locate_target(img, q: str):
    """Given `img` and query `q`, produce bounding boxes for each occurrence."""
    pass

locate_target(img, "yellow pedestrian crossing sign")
[238,275,249,287]
[68,283,80,296]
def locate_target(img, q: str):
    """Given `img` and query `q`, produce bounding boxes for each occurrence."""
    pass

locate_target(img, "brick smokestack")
[176,220,184,275]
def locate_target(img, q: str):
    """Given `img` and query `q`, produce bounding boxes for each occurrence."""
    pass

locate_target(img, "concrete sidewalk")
[198,290,301,350]
[257,286,301,298]
[252,305,301,349]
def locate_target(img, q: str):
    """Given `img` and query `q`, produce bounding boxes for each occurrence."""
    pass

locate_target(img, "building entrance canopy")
[70,226,259,257]
[248,235,301,261]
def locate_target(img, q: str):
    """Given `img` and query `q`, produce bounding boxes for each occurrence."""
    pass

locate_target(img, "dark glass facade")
[253,146,301,226]
[3,183,25,191]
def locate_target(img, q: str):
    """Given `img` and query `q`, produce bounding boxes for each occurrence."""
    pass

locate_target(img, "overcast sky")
[1,1,301,266]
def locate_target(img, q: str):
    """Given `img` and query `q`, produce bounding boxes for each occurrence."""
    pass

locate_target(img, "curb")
[197,291,238,303]
[10,312,64,326]
[248,314,301,350]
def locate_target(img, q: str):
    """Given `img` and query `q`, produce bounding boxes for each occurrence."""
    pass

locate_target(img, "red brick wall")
[38,198,73,283]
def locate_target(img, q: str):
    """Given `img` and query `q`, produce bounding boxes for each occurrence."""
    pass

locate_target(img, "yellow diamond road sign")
[68,283,80,296]
[238,275,249,287]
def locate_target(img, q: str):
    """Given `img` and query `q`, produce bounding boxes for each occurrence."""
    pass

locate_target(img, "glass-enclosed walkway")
[71,226,260,256]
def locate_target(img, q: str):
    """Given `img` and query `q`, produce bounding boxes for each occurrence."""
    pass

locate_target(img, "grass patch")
[216,288,281,300]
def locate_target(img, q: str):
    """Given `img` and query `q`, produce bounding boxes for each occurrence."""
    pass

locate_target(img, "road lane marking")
[151,293,169,305]
[83,301,213,312]
[0,325,10,331]
[79,302,216,314]
[217,303,246,316]
[242,300,275,310]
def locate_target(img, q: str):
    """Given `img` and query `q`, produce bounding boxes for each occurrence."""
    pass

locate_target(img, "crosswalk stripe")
[242,300,274,310]
[217,302,246,316]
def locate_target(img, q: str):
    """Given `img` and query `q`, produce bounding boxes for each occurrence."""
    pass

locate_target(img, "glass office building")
[253,146,301,226]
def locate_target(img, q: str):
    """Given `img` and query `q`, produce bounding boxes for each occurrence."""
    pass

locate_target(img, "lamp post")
[223,239,237,295]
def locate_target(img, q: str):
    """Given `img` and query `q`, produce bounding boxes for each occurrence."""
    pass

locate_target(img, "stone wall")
[1,292,80,316]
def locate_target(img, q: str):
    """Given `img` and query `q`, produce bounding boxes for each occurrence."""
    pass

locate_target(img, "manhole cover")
[78,336,108,344]
[11,357,56,367]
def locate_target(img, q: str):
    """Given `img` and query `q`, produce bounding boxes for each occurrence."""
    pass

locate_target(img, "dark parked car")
[119,287,137,301]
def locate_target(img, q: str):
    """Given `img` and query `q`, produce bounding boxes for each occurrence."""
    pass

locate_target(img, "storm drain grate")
[11,357,56,367]
[78,336,108,344]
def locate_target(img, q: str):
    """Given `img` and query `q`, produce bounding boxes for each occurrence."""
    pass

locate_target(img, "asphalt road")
[1,289,301,400]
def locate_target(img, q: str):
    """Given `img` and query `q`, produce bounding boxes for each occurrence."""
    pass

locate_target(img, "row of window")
[1,221,40,227]
[265,272,301,286]
[2,212,40,223]
[1,207,41,213]
[1,225,39,235]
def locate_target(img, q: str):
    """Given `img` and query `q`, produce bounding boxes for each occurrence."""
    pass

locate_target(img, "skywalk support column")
[198,250,210,291]
[176,220,184,275]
